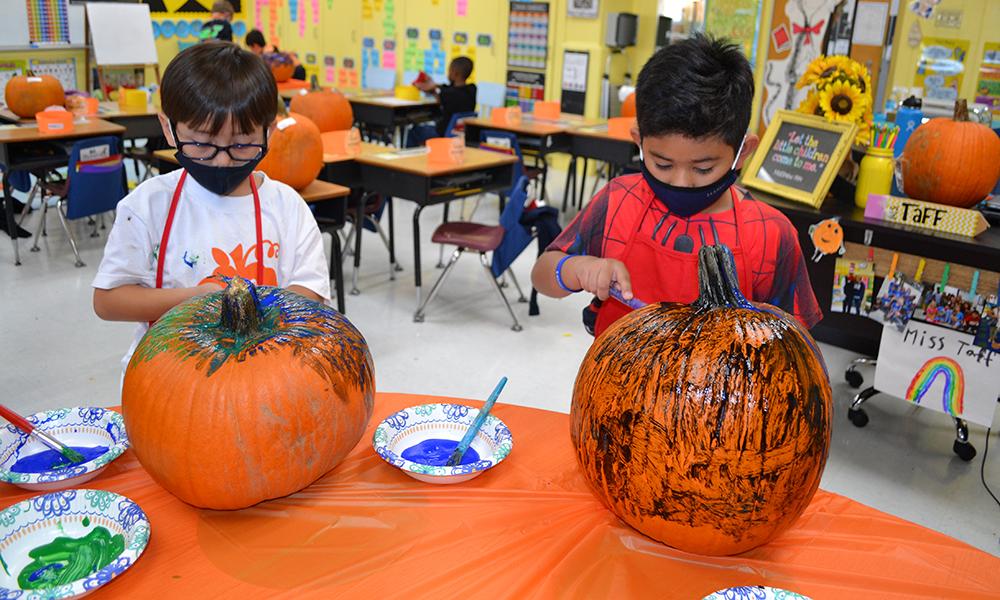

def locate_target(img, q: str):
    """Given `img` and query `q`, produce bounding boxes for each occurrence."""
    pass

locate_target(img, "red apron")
[150,171,264,325]
[593,187,752,338]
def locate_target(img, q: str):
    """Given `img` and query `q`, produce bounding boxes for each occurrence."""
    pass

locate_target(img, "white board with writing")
[874,322,999,427]
[86,3,158,66]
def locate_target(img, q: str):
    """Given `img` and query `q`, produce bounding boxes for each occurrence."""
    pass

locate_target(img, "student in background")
[93,42,329,376]
[244,29,307,81]
[531,35,821,338]
[407,57,477,147]
[199,1,235,42]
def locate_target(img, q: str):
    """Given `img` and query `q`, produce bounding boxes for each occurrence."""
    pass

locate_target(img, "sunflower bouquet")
[796,55,874,146]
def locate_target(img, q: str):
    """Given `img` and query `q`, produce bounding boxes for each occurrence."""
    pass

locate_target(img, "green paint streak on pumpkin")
[17,526,124,590]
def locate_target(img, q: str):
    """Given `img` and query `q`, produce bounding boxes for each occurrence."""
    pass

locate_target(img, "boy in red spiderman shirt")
[532,35,821,337]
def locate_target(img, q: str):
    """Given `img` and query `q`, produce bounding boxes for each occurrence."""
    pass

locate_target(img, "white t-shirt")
[93,169,331,373]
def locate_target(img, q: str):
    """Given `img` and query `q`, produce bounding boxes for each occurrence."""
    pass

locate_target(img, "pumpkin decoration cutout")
[807,217,845,262]
[901,99,1000,208]
[570,245,832,556]
[257,112,324,190]
[263,52,295,83]
[5,74,65,118]
[289,90,354,132]
[122,277,375,510]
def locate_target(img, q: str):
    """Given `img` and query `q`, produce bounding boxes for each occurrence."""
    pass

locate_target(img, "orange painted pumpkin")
[257,112,324,190]
[902,99,1000,208]
[289,90,354,132]
[621,92,636,118]
[5,74,65,118]
[571,245,832,556]
[123,277,375,510]
[264,52,295,83]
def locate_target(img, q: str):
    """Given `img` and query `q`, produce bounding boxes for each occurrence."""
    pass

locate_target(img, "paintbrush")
[0,404,85,466]
[609,283,647,309]
[445,376,508,467]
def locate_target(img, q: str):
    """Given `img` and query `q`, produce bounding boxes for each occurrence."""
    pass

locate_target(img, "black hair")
[245,29,266,48]
[449,56,474,80]
[161,41,277,136]
[635,34,753,150]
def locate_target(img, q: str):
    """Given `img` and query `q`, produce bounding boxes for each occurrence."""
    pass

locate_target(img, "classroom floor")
[1,172,998,559]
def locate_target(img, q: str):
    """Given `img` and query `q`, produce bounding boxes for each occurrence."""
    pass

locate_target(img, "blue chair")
[37,136,126,267]
[413,177,530,331]
[478,129,543,199]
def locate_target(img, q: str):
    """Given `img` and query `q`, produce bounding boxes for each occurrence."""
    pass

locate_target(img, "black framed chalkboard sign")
[742,111,858,208]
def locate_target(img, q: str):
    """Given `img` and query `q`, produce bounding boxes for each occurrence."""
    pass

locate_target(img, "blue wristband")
[555,255,583,293]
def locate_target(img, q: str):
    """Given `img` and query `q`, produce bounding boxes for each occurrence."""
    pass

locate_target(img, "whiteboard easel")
[85,2,160,97]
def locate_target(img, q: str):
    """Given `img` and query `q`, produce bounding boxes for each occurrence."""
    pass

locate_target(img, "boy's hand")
[565,256,633,302]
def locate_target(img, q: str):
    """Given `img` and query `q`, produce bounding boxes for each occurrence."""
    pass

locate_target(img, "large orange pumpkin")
[123,277,375,510]
[257,112,324,190]
[571,245,832,556]
[902,99,1000,208]
[5,74,65,118]
[289,90,354,132]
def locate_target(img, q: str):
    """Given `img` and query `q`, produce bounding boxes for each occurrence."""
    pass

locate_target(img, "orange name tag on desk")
[607,117,636,139]
[491,106,522,125]
[427,137,465,164]
[533,101,560,120]
[322,127,362,156]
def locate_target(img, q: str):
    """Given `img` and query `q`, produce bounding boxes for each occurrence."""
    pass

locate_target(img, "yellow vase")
[855,147,894,208]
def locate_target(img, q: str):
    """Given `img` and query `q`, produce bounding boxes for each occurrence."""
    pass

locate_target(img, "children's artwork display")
[874,321,998,427]
[913,37,969,101]
[705,0,761,62]
[507,2,549,70]
[871,274,923,331]
[975,42,1000,124]
[831,258,875,317]
[760,0,839,130]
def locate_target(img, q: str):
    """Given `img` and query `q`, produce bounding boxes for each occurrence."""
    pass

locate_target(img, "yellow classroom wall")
[0,49,87,92]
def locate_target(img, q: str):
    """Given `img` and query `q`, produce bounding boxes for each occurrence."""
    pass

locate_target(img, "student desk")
[462,115,599,201]
[2,392,995,598]
[562,123,639,212]
[353,147,518,310]
[754,189,1000,356]
[1,118,126,265]
[151,149,353,313]
[346,94,440,144]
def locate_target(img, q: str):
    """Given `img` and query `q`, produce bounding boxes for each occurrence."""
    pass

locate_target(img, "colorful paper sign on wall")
[705,0,760,61]
[874,322,998,427]
[476,34,492,47]
[865,195,990,238]
[145,0,245,16]
[456,0,467,17]
[975,42,1000,124]
[0,61,27,96]
[913,37,969,102]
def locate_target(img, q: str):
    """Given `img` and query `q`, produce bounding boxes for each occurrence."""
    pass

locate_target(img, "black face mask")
[170,123,268,196]
[638,137,746,218]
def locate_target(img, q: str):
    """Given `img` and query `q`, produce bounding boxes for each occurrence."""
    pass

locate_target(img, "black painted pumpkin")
[571,245,832,555]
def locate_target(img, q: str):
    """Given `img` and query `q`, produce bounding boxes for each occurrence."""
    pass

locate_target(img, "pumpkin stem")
[695,245,754,310]
[953,99,969,122]
[220,277,262,336]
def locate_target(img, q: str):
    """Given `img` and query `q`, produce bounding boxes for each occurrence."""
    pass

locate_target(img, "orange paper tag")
[322,127,362,156]
[533,101,560,121]
[607,117,635,140]
[427,137,464,164]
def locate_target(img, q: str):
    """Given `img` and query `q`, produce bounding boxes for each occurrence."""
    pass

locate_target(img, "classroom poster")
[873,322,999,427]
[759,0,840,132]
[144,0,244,16]
[507,2,549,70]
[975,42,1000,125]
[830,257,875,317]
[913,37,969,102]
[705,0,760,62]
[28,58,77,92]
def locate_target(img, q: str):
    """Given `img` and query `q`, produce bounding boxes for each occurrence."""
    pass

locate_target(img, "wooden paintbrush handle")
[0,404,36,434]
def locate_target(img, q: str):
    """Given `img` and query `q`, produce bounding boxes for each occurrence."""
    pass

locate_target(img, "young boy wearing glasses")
[93,42,329,373]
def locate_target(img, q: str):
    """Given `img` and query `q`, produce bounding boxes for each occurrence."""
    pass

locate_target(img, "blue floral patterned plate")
[0,489,149,599]
[702,586,813,600]
[372,403,514,484]
[0,408,129,492]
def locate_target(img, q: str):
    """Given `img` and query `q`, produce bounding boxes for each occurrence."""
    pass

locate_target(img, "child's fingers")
[610,261,633,299]
[595,262,612,301]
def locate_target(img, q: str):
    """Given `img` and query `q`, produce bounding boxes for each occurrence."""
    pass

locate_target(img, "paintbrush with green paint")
[0,404,85,466]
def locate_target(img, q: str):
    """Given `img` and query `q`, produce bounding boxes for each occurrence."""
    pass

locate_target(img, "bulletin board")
[29,57,78,91]
[507,2,549,70]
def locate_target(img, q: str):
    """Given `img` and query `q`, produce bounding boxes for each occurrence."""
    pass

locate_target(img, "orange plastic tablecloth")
[2,392,998,599]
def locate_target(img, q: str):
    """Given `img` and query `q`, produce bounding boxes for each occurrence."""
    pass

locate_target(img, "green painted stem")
[219,278,262,337]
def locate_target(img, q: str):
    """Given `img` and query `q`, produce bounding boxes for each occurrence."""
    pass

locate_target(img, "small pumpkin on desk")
[902,99,1000,208]
[122,277,375,510]
[263,52,296,83]
[570,245,832,556]
[4,74,65,118]
[257,112,324,190]
[289,90,354,132]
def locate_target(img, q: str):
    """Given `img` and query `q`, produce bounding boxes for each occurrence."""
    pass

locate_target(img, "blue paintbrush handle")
[610,283,647,309]
[446,376,508,467]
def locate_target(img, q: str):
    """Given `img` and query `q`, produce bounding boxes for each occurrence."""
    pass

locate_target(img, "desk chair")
[34,136,126,267]
[413,177,530,331]
[445,111,477,139]
[479,130,542,200]
[340,192,400,294]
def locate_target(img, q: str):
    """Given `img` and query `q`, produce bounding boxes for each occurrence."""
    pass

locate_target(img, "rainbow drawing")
[905,357,965,416]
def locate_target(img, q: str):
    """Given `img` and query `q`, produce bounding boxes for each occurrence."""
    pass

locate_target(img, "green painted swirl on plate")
[18,526,124,590]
